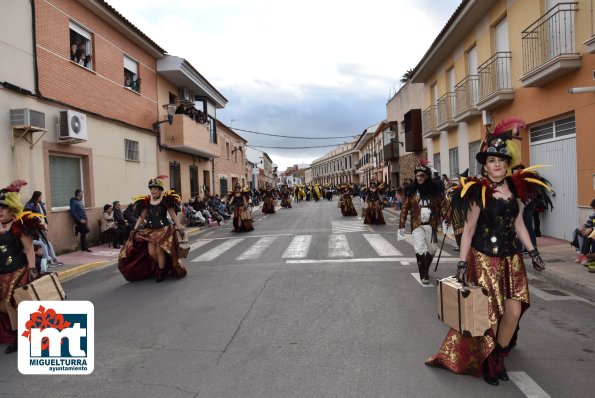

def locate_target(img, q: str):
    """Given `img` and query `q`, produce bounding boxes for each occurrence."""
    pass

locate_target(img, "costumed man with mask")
[399,160,447,284]
[227,183,254,232]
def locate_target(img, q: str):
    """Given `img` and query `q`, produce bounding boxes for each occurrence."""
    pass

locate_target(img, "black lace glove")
[529,249,546,271]
[455,261,468,284]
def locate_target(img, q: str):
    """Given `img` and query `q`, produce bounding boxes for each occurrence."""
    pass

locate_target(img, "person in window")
[0,180,44,354]
[426,118,552,386]
[69,189,91,252]
[118,176,186,283]
[25,191,62,267]
[70,43,79,61]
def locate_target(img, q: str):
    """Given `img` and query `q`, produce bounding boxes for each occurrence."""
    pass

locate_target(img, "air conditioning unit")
[179,87,190,101]
[10,108,45,129]
[58,110,88,141]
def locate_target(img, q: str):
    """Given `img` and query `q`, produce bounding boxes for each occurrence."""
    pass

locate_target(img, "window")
[468,140,481,177]
[123,55,140,92]
[169,161,181,194]
[449,147,459,180]
[226,142,230,160]
[208,116,217,143]
[433,153,441,174]
[69,21,93,70]
[189,165,199,197]
[530,116,575,144]
[49,155,82,208]
[124,139,139,161]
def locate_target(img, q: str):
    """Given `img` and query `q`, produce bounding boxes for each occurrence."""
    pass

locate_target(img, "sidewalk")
[385,207,595,302]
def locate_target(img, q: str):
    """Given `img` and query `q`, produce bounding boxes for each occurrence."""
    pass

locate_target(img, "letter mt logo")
[18,301,94,375]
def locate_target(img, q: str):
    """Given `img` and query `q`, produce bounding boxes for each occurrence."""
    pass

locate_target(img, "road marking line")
[195,233,293,241]
[285,257,459,264]
[328,234,353,258]
[192,239,244,262]
[410,273,434,287]
[236,236,277,260]
[282,235,312,259]
[363,234,402,256]
[508,371,551,398]
[189,240,211,252]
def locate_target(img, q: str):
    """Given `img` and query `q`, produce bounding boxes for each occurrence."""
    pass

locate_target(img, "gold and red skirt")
[262,197,276,214]
[0,266,30,342]
[363,201,385,224]
[426,248,530,376]
[118,225,187,282]
[233,207,254,232]
[341,195,358,216]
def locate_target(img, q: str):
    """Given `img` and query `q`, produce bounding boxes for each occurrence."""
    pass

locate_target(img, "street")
[1,199,593,398]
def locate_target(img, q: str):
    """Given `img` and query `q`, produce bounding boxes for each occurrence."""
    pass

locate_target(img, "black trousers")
[76,222,90,250]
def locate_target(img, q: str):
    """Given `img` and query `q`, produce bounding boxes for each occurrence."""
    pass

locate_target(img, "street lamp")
[153,103,177,131]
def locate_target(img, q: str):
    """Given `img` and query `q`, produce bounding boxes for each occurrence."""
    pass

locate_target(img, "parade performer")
[118,176,187,283]
[305,185,312,201]
[312,184,322,202]
[280,186,292,209]
[363,181,386,225]
[227,183,254,232]
[399,160,447,284]
[449,169,469,251]
[0,180,44,354]
[261,183,277,214]
[339,185,358,216]
[425,118,552,386]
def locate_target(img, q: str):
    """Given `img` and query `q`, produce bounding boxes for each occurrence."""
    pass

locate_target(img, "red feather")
[493,117,526,136]
[6,179,28,193]
[419,158,430,166]
[155,175,168,180]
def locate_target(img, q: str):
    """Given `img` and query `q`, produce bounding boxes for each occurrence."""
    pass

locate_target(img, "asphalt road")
[1,199,593,397]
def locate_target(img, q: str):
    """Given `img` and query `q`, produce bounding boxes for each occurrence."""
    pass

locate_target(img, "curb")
[526,266,595,302]
[58,226,205,281]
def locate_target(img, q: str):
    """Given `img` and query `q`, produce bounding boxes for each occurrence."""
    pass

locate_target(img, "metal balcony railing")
[437,92,456,126]
[422,105,437,135]
[454,75,479,115]
[521,2,578,75]
[478,52,512,102]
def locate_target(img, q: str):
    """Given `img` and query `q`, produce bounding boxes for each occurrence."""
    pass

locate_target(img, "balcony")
[520,2,580,87]
[436,92,457,130]
[161,114,219,159]
[383,142,400,161]
[477,52,514,110]
[422,105,438,138]
[454,75,481,122]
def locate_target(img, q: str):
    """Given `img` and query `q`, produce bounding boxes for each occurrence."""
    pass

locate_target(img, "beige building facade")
[311,142,360,186]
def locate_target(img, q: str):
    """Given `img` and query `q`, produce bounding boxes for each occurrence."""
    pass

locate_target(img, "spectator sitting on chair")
[123,203,138,227]
[101,204,122,249]
[570,198,595,265]
[112,201,129,245]
[69,189,91,252]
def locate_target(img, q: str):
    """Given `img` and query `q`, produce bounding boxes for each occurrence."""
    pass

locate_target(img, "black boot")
[5,331,17,354]
[495,344,509,381]
[155,268,166,283]
[423,253,434,283]
[415,253,424,281]
[483,352,499,386]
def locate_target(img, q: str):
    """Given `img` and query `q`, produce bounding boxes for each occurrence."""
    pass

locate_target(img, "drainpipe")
[30,0,40,97]
[211,158,215,195]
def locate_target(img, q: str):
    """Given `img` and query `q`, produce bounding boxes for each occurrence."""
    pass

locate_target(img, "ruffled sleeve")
[510,168,554,210]
[132,195,150,215]
[161,190,182,210]
[450,177,495,215]
[12,211,46,239]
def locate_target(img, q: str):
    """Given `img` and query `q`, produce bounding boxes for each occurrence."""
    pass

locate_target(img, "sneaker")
[50,260,64,267]
[82,248,92,253]
[421,278,430,285]
[578,254,589,265]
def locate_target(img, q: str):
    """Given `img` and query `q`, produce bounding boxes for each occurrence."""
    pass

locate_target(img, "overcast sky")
[106,0,461,170]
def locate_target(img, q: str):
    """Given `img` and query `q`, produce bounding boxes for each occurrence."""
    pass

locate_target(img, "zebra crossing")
[189,233,457,264]
[331,220,369,233]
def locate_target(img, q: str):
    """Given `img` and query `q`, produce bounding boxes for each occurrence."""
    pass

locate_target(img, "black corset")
[146,204,169,229]
[367,191,379,201]
[471,197,521,257]
[0,230,28,274]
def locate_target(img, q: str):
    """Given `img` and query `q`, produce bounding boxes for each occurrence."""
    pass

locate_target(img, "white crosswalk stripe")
[331,221,368,233]
[191,238,244,262]
[363,234,402,256]
[236,236,277,260]
[281,235,312,259]
[328,234,353,258]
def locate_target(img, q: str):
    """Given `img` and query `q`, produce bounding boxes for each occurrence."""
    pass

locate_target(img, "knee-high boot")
[5,331,18,354]
[423,253,434,281]
[415,253,424,280]
[494,343,510,381]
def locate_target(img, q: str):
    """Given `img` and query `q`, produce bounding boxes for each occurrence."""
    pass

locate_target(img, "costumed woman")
[339,184,358,216]
[118,176,187,283]
[449,169,469,252]
[398,160,447,284]
[0,180,44,354]
[261,183,277,214]
[280,186,292,209]
[312,184,322,202]
[227,183,254,232]
[363,181,385,225]
[425,118,552,386]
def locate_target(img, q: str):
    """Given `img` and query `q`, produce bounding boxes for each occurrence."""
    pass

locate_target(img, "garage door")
[529,116,577,240]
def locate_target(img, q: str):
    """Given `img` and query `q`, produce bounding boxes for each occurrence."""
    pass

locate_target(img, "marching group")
[2,117,593,392]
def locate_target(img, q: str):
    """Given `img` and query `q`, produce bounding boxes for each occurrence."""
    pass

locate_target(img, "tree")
[400,68,414,84]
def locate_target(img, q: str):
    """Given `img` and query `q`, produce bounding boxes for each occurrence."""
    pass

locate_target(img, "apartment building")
[214,121,247,196]
[311,141,360,186]
[411,0,595,239]
[354,123,382,187]
[386,82,427,186]
[2,0,166,251]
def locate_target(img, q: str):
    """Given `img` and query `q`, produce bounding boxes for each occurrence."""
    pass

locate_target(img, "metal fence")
[521,2,577,75]
[422,105,437,136]
[478,52,512,102]
[437,92,456,126]
[454,75,479,115]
